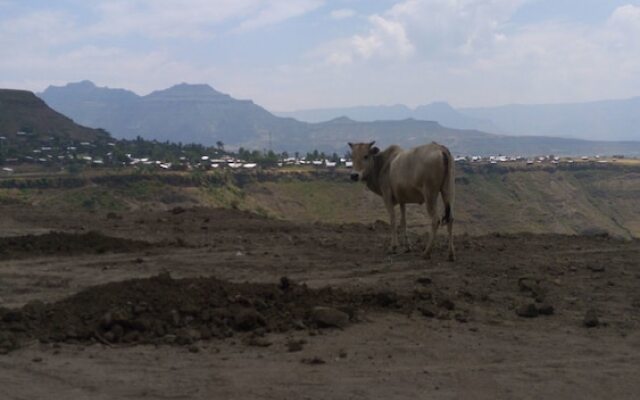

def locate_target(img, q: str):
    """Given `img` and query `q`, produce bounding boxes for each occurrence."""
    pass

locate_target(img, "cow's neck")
[365,146,399,196]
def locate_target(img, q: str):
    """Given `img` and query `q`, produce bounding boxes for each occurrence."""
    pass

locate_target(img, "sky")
[1,0,640,111]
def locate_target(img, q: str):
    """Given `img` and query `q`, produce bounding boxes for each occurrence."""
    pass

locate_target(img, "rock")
[292,320,306,330]
[122,331,140,343]
[437,298,455,311]
[163,334,177,344]
[101,312,114,329]
[176,329,198,345]
[580,228,609,238]
[103,331,115,343]
[454,313,468,323]
[310,307,349,329]
[414,288,432,301]
[516,303,539,318]
[583,309,599,328]
[188,345,200,353]
[110,324,125,342]
[170,206,186,215]
[375,291,398,307]
[537,303,555,315]
[199,326,212,340]
[279,276,291,290]
[233,309,265,331]
[287,340,305,352]
[246,337,272,347]
[170,310,181,327]
[200,309,211,322]
[179,303,199,316]
[2,310,23,323]
[23,300,46,317]
[416,277,432,285]
[133,303,148,315]
[418,305,436,318]
[301,356,326,365]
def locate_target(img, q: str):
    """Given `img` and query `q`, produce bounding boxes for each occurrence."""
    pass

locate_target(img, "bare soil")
[1,206,639,399]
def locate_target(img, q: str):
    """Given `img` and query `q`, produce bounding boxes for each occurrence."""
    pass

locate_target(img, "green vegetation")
[1,166,638,239]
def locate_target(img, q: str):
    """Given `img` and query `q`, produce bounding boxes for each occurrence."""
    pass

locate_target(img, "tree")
[216,141,225,152]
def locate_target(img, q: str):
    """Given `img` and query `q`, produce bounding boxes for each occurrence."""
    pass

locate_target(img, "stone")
[311,307,349,329]
[583,309,599,328]
[418,305,436,318]
[537,303,555,315]
[233,309,265,331]
[516,303,539,318]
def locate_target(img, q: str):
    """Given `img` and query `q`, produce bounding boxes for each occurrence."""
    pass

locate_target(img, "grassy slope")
[245,169,640,238]
[1,167,638,238]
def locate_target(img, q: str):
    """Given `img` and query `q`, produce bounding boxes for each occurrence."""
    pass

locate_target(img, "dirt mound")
[0,274,457,351]
[0,231,151,259]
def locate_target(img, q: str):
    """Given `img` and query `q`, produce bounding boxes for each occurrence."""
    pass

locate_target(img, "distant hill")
[460,97,640,141]
[295,117,640,157]
[39,81,308,147]
[276,102,499,132]
[278,97,640,142]
[38,81,640,156]
[0,89,109,142]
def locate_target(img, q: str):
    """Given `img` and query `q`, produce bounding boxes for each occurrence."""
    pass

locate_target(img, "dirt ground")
[1,205,639,399]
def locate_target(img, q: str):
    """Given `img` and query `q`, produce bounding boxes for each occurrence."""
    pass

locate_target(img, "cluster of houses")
[145,155,354,170]
[0,131,630,175]
[455,154,620,165]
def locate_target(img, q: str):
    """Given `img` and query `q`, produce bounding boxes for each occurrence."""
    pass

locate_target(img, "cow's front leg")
[384,199,398,254]
[399,203,411,252]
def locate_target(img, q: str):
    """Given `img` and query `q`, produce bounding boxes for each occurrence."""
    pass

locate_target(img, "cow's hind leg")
[440,186,455,262]
[385,199,398,254]
[399,203,411,252]
[422,192,440,260]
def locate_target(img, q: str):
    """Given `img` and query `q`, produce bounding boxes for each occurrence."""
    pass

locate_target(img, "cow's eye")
[364,155,369,160]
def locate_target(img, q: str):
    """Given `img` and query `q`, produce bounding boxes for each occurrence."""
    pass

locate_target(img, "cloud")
[235,0,324,32]
[89,0,323,38]
[330,8,356,20]
[303,1,640,107]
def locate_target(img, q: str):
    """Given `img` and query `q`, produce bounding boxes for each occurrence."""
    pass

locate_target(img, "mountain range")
[276,102,500,133]
[278,98,640,142]
[36,81,640,156]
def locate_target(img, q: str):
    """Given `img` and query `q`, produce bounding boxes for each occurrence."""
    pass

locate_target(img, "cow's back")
[388,143,447,204]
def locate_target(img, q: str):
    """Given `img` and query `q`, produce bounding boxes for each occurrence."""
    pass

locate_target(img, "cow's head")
[348,141,379,182]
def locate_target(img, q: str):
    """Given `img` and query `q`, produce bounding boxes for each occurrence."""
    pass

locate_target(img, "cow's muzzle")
[350,173,359,182]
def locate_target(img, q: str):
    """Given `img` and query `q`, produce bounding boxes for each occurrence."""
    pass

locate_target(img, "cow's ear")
[348,142,353,148]
[370,146,380,155]
[368,141,376,148]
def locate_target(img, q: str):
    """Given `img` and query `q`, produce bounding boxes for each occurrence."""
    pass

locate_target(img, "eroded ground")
[1,206,639,399]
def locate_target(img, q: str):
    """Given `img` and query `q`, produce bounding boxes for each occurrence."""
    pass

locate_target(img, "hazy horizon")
[2,1,640,111]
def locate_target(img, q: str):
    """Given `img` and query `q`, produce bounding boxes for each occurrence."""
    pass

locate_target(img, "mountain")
[0,88,109,142]
[276,102,499,132]
[460,97,640,141]
[37,81,640,156]
[291,117,640,157]
[39,81,307,148]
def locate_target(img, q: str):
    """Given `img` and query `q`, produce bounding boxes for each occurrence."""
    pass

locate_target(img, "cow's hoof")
[403,246,412,254]
[386,246,398,255]
[448,254,456,262]
[422,251,432,260]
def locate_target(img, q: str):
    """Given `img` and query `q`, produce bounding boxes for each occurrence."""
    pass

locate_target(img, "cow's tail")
[440,147,455,225]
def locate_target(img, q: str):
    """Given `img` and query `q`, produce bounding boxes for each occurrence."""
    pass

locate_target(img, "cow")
[348,141,455,261]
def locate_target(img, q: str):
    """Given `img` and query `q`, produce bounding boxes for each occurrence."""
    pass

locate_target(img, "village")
[0,130,634,175]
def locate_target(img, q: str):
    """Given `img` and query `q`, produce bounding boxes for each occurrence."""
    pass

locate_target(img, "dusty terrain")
[1,205,639,399]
